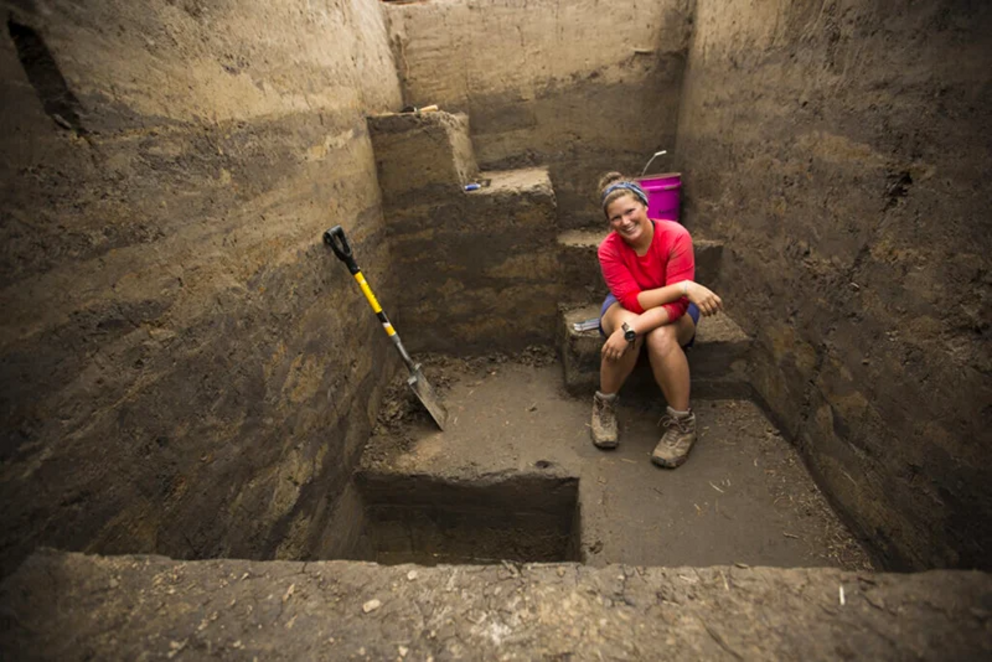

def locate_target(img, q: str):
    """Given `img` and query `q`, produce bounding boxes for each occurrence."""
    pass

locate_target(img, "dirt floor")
[361,354,873,571]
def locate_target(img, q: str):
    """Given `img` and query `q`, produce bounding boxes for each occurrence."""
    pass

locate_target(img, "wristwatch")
[621,322,636,344]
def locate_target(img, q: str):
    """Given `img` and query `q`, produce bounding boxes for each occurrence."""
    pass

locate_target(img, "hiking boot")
[652,408,697,468]
[591,391,619,449]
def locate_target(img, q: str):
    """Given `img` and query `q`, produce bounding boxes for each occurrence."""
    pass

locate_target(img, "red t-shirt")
[597,219,695,320]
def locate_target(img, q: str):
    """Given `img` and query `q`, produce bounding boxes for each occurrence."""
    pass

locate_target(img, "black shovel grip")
[323,225,360,274]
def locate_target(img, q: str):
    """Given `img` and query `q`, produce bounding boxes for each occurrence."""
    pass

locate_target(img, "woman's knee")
[645,325,679,356]
[601,303,636,335]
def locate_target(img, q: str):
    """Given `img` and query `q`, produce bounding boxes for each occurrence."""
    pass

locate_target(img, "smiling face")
[606,193,650,245]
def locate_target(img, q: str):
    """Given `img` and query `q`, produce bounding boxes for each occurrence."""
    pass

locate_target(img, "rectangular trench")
[341,472,583,566]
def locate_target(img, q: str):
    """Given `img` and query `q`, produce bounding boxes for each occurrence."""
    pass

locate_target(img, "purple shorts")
[599,293,700,348]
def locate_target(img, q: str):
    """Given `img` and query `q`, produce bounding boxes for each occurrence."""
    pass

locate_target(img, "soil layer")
[4,550,989,661]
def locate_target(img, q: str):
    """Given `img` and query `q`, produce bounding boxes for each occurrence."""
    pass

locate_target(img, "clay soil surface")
[364,354,873,570]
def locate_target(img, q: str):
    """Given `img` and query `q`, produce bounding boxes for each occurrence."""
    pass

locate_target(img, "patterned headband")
[602,181,649,207]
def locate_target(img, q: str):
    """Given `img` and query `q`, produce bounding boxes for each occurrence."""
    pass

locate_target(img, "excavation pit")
[359,360,875,570]
[352,473,582,566]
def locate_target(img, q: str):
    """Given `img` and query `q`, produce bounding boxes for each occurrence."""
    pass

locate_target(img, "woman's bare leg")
[599,302,643,394]
[644,314,696,410]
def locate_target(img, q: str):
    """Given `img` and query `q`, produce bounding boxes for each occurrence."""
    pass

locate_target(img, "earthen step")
[469,166,555,198]
[558,304,751,399]
[368,110,479,206]
[557,230,725,303]
[386,165,559,354]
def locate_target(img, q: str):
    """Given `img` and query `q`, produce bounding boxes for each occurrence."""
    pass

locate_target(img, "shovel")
[323,225,448,430]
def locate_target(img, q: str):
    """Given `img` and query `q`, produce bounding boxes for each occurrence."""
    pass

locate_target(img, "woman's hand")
[685,281,723,316]
[601,328,633,362]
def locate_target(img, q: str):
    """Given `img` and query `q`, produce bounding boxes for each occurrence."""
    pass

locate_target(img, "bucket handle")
[640,150,668,176]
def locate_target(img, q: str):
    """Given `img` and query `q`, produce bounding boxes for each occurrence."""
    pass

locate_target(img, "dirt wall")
[385,0,694,229]
[368,111,560,353]
[0,0,401,576]
[676,0,992,569]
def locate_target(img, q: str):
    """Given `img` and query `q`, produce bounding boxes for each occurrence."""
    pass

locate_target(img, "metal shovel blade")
[407,364,448,430]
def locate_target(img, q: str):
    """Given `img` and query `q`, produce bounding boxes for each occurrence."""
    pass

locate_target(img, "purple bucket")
[637,173,681,222]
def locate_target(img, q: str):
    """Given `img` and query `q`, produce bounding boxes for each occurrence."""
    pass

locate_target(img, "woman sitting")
[592,172,723,468]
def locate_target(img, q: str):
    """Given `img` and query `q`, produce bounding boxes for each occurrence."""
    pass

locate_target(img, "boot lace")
[658,414,692,446]
[596,395,617,421]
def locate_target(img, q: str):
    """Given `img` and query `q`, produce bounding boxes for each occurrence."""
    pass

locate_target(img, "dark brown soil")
[6,550,990,661]
[354,472,580,565]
